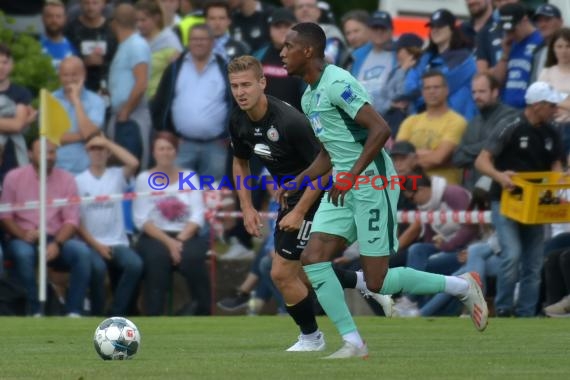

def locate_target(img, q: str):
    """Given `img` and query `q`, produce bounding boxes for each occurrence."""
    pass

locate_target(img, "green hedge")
[0,11,59,98]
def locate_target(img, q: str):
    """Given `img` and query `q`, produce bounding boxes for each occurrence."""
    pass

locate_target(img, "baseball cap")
[369,10,393,29]
[425,9,456,28]
[395,33,424,50]
[390,141,417,156]
[525,81,568,105]
[533,4,562,20]
[268,8,296,26]
[499,3,526,31]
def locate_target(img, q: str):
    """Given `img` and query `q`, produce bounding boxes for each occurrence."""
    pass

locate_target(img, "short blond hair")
[227,55,264,80]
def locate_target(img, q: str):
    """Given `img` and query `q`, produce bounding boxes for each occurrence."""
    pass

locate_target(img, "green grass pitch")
[0,316,568,379]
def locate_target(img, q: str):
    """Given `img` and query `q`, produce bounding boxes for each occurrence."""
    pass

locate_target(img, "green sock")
[380,267,446,295]
[304,262,357,336]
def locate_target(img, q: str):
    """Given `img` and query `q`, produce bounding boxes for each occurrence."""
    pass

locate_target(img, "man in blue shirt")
[151,24,231,182]
[108,3,151,168]
[489,3,544,109]
[41,0,77,71]
[53,56,105,174]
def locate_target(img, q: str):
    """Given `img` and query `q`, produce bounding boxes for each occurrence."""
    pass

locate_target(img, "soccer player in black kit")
[227,55,393,352]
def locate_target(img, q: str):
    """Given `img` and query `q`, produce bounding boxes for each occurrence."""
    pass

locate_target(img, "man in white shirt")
[76,133,142,316]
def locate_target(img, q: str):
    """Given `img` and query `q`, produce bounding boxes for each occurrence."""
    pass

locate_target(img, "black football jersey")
[229,95,323,203]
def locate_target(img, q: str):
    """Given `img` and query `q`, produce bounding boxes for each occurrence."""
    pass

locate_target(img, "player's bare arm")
[233,157,263,237]
[279,169,332,232]
[328,104,391,207]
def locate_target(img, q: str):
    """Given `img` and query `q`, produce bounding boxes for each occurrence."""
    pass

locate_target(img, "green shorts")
[310,183,400,256]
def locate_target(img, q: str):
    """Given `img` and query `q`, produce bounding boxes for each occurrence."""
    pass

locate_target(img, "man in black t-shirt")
[230,0,274,53]
[475,81,566,317]
[460,0,493,49]
[205,0,250,62]
[227,55,393,352]
[64,0,117,92]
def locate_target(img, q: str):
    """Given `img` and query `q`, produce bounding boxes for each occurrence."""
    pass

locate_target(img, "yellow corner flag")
[40,89,71,146]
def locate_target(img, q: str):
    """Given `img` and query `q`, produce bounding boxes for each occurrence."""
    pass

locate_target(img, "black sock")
[333,267,357,289]
[286,294,319,335]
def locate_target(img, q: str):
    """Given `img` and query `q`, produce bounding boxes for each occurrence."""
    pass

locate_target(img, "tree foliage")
[0,11,59,98]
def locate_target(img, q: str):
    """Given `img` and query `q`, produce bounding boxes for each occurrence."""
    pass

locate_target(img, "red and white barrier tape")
[0,189,492,224]
[212,210,492,224]
[0,189,229,213]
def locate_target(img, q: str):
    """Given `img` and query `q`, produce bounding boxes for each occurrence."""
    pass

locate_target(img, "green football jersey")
[301,64,396,177]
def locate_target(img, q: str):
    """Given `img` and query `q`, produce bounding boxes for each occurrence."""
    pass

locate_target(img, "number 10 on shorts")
[296,220,312,242]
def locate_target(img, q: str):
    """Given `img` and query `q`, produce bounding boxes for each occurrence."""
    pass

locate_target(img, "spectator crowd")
[1,0,570,320]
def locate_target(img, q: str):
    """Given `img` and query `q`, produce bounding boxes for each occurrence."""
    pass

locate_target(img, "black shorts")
[274,205,317,261]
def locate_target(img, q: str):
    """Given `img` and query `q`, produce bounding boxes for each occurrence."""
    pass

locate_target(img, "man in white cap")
[475,81,566,317]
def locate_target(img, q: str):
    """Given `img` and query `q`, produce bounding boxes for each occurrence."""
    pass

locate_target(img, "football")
[93,317,141,360]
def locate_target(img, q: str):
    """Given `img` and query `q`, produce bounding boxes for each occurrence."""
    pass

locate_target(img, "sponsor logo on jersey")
[309,113,323,135]
[340,85,357,104]
[253,143,273,159]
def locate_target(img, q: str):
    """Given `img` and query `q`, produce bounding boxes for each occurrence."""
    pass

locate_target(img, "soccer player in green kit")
[278,22,489,359]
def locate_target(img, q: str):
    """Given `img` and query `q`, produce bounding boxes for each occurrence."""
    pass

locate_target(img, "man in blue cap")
[531,3,564,81]
[490,2,544,109]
